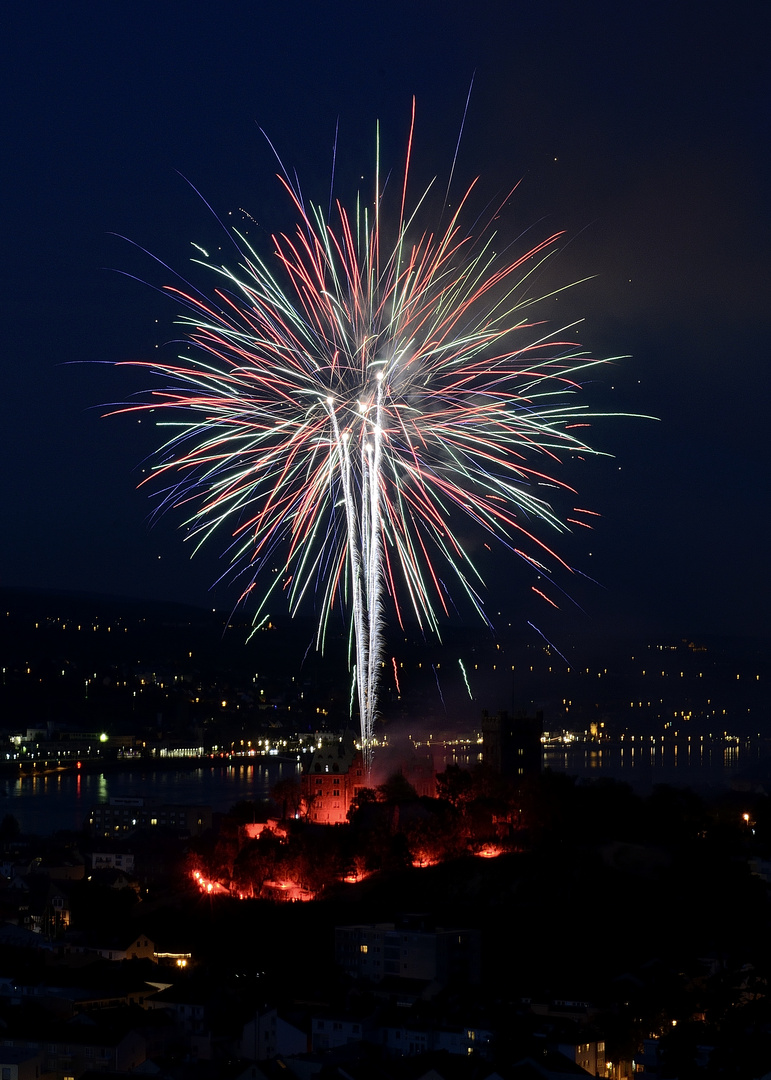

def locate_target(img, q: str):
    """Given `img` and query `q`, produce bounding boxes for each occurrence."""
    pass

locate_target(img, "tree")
[435,765,473,809]
[376,772,418,804]
[270,777,304,821]
[347,786,378,822]
[232,831,283,893]
[403,800,462,865]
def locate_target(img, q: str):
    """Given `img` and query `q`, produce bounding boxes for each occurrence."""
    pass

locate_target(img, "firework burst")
[110,108,627,772]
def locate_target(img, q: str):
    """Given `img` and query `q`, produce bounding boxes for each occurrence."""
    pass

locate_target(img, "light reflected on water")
[543,737,770,792]
[4,738,770,836]
[3,759,302,835]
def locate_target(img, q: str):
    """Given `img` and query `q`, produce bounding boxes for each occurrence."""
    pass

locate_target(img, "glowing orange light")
[476,845,504,858]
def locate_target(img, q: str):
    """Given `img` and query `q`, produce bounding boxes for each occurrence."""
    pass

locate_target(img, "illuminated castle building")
[482,709,543,778]
[301,735,365,824]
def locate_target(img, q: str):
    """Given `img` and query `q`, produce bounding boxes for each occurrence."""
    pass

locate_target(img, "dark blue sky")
[2,1,768,646]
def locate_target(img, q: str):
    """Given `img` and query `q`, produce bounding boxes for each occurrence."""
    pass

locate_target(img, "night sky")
[2,2,768,649]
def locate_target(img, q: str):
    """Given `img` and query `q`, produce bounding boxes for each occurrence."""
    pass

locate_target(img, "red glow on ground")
[475,845,505,858]
[343,870,373,884]
[263,879,314,901]
[242,821,270,839]
[191,869,313,901]
[191,870,228,895]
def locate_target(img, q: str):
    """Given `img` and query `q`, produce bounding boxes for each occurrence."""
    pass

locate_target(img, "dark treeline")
[190,766,771,982]
[4,764,770,1076]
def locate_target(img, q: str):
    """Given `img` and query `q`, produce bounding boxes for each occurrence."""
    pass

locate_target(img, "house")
[508,1050,598,1080]
[68,933,156,962]
[0,1048,44,1080]
[0,971,162,1018]
[10,873,73,938]
[0,1006,148,1076]
[0,922,55,952]
[556,1039,606,1076]
[89,848,136,873]
[89,866,142,894]
[238,1006,280,1060]
[301,736,365,825]
[144,981,211,1035]
[237,1010,308,1061]
[39,851,86,881]
[310,1011,371,1052]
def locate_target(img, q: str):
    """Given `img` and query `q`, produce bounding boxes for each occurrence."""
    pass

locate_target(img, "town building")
[87,796,212,837]
[335,916,482,990]
[0,1048,44,1080]
[0,1009,147,1076]
[238,1006,309,1061]
[89,848,135,873]
[556,1038,607,1076]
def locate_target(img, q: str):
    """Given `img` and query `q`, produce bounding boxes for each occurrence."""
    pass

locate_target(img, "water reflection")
[4,739,770,836]
[543,737,770,793]
[4,759,302,835]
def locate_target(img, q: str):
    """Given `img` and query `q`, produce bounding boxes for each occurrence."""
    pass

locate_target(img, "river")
[2,758,302,835]
[4,738,770,835]
[542,736,771,794]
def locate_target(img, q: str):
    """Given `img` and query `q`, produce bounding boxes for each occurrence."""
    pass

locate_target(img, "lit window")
[360,944,368,953]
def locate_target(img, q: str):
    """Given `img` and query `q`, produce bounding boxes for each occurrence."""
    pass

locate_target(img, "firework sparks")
[458,658,474,700]
[110,107,631,773]
[432,663,447,712]
[392,656,402,696]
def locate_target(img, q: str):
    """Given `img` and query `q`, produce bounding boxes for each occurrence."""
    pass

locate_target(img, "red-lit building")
[302,736,365,824]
